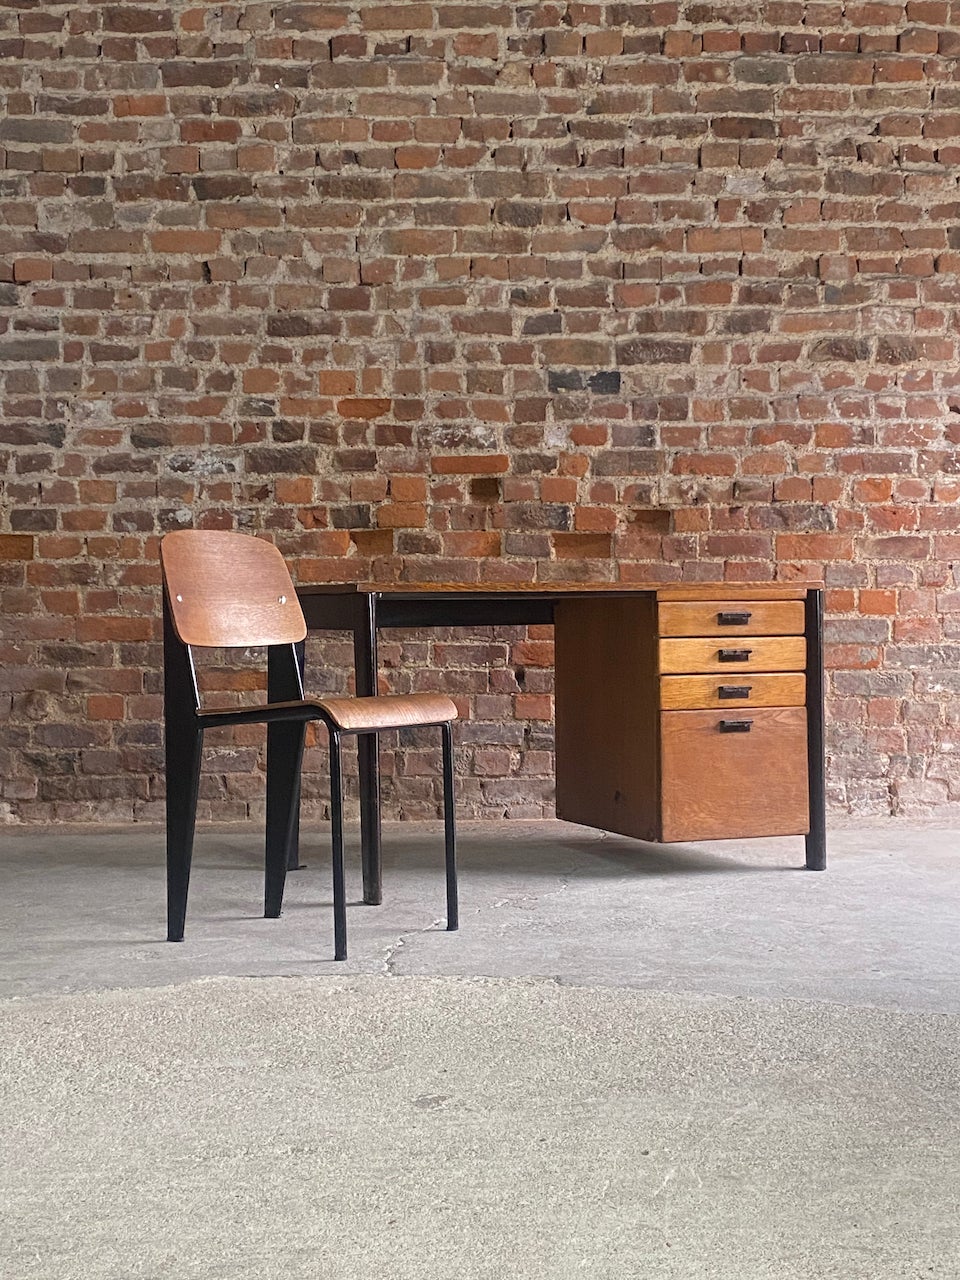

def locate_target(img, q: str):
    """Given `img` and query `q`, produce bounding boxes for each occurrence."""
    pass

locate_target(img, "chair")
[159,529,459,960]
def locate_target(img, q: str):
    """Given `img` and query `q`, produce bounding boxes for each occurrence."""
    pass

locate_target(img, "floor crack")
[382,916,446,975]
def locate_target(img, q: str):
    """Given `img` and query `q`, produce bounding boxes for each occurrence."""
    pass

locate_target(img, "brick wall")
[2,1,958,825]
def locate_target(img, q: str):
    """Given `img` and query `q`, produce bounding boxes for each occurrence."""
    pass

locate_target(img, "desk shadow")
[188,834,805,880]
[462,835,804,878]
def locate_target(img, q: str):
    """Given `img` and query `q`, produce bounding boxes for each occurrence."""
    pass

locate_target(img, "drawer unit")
[554,587,814,848]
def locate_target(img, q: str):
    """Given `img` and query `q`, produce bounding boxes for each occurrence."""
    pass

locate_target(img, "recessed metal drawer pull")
[718,647,752,662]
[718,684,752,699]
[718,719,754,733]
[717,610,752,625]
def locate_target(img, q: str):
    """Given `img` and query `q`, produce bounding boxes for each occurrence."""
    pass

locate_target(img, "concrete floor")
[3,819,960,1279]
[2,817,959,1011]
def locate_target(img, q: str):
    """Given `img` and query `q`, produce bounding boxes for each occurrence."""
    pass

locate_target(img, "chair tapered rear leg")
[265,720,306,918]
[328,730,348,961]
[166,724,204,942]
[441,722,458,931]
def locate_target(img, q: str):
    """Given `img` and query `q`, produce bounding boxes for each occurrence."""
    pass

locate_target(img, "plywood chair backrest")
[160,530,307,648]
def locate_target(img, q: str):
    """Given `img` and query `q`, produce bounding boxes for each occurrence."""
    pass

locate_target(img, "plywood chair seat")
[313,692,457,733]
[159,529,460,962]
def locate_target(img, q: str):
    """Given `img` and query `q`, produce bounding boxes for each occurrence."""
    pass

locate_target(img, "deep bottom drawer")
[660,706,809,842]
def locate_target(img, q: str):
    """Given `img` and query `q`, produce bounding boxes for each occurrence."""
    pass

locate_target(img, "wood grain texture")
[660,707,809,842]
[658,636,807,675]
[659,673,806,710]
[657,600,805,637]
[161,530,307,648]
[316,693,457,732]
[554,596,661,841]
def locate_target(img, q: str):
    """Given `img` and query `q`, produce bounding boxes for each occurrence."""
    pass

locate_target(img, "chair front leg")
[329,729,348,961]
[265,720,306,919]
[165,719,203,943]
[163,603,204,943]
[441,721,458,932]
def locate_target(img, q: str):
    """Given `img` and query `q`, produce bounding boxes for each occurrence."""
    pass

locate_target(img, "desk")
[293,582,826,904]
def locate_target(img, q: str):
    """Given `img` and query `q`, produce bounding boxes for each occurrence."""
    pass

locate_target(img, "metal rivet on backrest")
[278,595,286,604]
[176,594,183,602]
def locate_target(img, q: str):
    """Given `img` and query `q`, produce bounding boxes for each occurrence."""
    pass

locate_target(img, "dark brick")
[470,477,501,502]
[494,202,543,227]
[266,314,326,338]
[112,509,155,532]
[588,371,622,395]
[734,57,791,84]
[0,423,66,447]
[247,446,318,474]
[10,509,55,532]
[877,338,919,364]
[239,398,276,418]
[524,314,563,336]
[712,116,777,139]
[617,339,692,365]
[548,370,584,392]
[160,61,238,88]
[809,338,871,362]
[504,503,570,531]
[0,119,74,144]
[330,504,372,528]
[593,450,660,475]
[0,339,59,361]
[104,7,173,32]
[192,175,254,201]
[92,453,158,475]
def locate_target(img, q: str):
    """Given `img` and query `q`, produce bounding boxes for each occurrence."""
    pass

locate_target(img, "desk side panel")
[554,597,660,841]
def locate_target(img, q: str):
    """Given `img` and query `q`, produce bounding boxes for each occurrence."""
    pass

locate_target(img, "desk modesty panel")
[295,581,826,895]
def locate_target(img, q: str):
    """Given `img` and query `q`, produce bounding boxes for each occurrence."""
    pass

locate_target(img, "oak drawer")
[660,707,809,842]
[660,673,806,711]
[659,636,806,675]
[658,600,805,637]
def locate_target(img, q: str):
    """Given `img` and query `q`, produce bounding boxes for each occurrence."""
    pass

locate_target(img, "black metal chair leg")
[441,721,458,931]
[165,724,203,943]
[264,720,306,918]
[329,730,348,961]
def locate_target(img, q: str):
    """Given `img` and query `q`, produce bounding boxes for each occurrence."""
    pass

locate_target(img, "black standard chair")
[159,528,459,960]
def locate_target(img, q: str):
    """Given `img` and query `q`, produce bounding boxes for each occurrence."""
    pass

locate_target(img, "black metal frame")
[296,583,829,895]
[804,587,827,871]
[162,593,458,960]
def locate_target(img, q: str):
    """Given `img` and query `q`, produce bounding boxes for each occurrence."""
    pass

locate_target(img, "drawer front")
[660,673,806,711]
[658,600,805,637]
[659,636,806,675]
[660,707,809,842]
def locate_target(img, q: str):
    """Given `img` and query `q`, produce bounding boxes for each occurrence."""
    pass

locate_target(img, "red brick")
[151,230,221,254]
[337,397,391,419]
[431,455,510,474]
[0,535,34,561]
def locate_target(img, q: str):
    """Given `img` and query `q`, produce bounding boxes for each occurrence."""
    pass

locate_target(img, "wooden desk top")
[296,581,813,601]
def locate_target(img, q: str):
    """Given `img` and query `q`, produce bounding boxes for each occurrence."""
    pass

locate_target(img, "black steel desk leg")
[267,641,306,873]
[804,588,827,870]
[354,593,383,905]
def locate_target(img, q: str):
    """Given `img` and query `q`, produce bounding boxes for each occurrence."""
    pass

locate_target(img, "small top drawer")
[658,600,805,637]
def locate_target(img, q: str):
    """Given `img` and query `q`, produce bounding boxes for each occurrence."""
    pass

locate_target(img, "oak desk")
[289,582,826,905]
